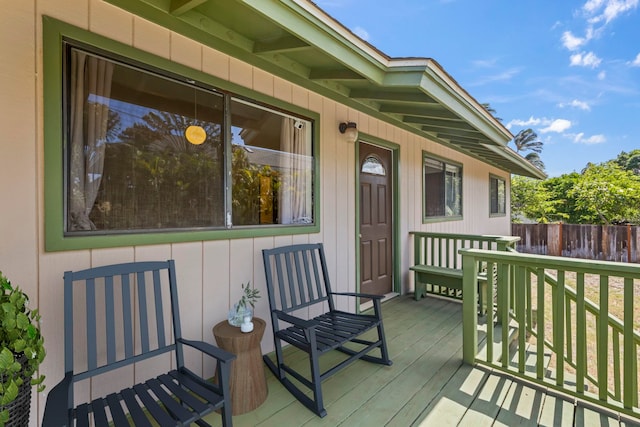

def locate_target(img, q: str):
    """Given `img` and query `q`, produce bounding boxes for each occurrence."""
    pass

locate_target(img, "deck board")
[201,295,636,426]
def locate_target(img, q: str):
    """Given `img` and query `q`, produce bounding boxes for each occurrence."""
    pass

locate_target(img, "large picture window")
[423,154,462,219]
[490,175,506,215]
[63,45,314,235]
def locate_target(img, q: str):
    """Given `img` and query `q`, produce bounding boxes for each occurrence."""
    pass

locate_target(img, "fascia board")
[241,0,387,84]
[483,144,547,179]
[419,65,513,145]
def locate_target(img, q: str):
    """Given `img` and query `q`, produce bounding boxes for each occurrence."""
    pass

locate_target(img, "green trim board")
[43,16,320,252]
[104,0,546,180]
[355,133,401,312]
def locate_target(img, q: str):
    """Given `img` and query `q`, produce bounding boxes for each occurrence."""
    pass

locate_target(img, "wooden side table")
[212,317,268,415]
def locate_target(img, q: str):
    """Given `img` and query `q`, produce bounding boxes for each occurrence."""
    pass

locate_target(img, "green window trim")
[43,16,320,252]
[489,174,507,217]
[422,151,463,223]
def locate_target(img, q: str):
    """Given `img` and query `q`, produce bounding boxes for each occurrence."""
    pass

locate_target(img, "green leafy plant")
[0,272,45,425]
[237,282,260,310]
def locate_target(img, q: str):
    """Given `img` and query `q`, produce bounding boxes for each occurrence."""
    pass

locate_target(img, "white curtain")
[279,118,311,224]
[68,51,114,230]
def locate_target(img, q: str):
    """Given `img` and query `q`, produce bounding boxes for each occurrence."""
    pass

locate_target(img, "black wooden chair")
[262,243,392,417]
[43,260,236,427]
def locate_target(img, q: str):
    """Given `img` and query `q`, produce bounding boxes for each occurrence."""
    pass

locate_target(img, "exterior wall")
[0,1,512,424]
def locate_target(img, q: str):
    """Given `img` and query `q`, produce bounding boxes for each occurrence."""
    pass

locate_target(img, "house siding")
[0,1,511,424]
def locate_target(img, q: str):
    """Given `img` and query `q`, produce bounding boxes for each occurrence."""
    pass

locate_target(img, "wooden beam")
[437,133,481,144]
[430,127,483,140]
[170,0,207,15]
[309,68,367,80]
[404,116,475,130]
[349,89,437,104]
[253,35,310,53]
[379,104,459,120]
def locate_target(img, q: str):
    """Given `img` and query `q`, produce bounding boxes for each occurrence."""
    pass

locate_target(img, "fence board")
[512,224,638,263]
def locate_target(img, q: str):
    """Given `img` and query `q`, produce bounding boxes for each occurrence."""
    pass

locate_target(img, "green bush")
[0,272,45,425]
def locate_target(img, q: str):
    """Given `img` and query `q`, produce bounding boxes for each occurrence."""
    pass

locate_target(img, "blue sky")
[317,0,640,177]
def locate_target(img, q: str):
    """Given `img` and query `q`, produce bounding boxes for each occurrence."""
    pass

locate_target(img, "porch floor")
[204,295,639,427]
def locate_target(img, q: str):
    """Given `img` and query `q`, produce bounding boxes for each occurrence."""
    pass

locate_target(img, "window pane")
[362,156,386,175]
[445,164,462,216]
[424,158,445,217]
[230,98,313,225]
[490,177,506,214]
[424,156,462,218]
[65,47,225,233]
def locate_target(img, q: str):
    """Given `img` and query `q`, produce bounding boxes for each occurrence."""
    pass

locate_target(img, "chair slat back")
[63,261,181,381]
[262,243,333,314]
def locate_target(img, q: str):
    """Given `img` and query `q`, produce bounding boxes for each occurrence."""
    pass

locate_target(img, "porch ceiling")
[106,0,546,179]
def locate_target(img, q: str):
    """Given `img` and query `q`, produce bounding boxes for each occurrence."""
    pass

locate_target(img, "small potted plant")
[227,282,260,332]
[0,271,46,426]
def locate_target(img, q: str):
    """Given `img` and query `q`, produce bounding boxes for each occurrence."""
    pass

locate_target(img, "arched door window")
[361,155,386,176]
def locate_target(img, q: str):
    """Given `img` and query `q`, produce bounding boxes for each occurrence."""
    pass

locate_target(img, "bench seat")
[410,264,488,312]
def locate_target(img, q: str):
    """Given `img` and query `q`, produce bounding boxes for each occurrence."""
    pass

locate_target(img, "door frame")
[355,134,401,312]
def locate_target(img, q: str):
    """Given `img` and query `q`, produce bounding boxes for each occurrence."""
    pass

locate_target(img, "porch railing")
[460,248,640,418]
[409,232,519,300]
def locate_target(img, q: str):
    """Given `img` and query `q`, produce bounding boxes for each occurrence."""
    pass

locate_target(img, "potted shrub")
[227,282,260,331]
[0,272,45,426]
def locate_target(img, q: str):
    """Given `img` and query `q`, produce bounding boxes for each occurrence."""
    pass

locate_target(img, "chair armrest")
[329,291,384,300]
[178,338,236,363]
[274,310,318,329]
[42,372,73,427]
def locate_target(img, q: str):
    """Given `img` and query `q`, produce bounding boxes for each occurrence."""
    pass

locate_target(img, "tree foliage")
[513,128,545,171]
[481,103,502,122]
[569,163,640,225]
[612,149,640,175]
[511,176,565,223]
[512,152,640,225]
[513,128,543,154]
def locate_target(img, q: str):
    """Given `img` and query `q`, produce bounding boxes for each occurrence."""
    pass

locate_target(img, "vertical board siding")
[0,2,512,424]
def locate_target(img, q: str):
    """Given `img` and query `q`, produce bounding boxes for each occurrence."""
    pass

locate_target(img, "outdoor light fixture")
[339,121,358,143]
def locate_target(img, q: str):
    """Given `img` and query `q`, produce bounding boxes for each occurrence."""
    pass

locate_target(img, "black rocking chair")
[43,260,236,427]
[262,243,392,417]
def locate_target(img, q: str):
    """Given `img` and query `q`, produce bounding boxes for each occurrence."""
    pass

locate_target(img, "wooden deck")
[203,295,639,427]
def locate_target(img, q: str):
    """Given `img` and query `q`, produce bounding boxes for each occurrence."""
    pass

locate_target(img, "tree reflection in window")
[65,45,313,234]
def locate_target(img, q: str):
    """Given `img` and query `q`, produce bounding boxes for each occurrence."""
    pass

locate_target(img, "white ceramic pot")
[240,315,254,333]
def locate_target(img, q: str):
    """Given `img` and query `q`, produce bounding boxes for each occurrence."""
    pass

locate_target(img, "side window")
[423,154,462,219]
[63,45,314,235]
[490,175,506,215]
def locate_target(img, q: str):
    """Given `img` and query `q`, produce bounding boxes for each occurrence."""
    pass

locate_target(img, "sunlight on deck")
[203,295,637,426]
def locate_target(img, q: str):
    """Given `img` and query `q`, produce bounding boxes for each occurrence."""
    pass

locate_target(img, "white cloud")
[570,51,602,68]
[586,0,639,24]
[562,31,587,50]
[468,67,523,86]
[559,99,591,111]
[471,58,497,68]
[540,119,573,133]
[352,26,370,41]
[573,132,606,144]
[597,70,607,79]
[508,117,574,134]
[505,116,542,129]
[560,1,638,64]
[583,0,606,13]
[630,53,640,66]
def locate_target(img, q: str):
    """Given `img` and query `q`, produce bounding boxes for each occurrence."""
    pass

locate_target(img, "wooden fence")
[511,223,640,263]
